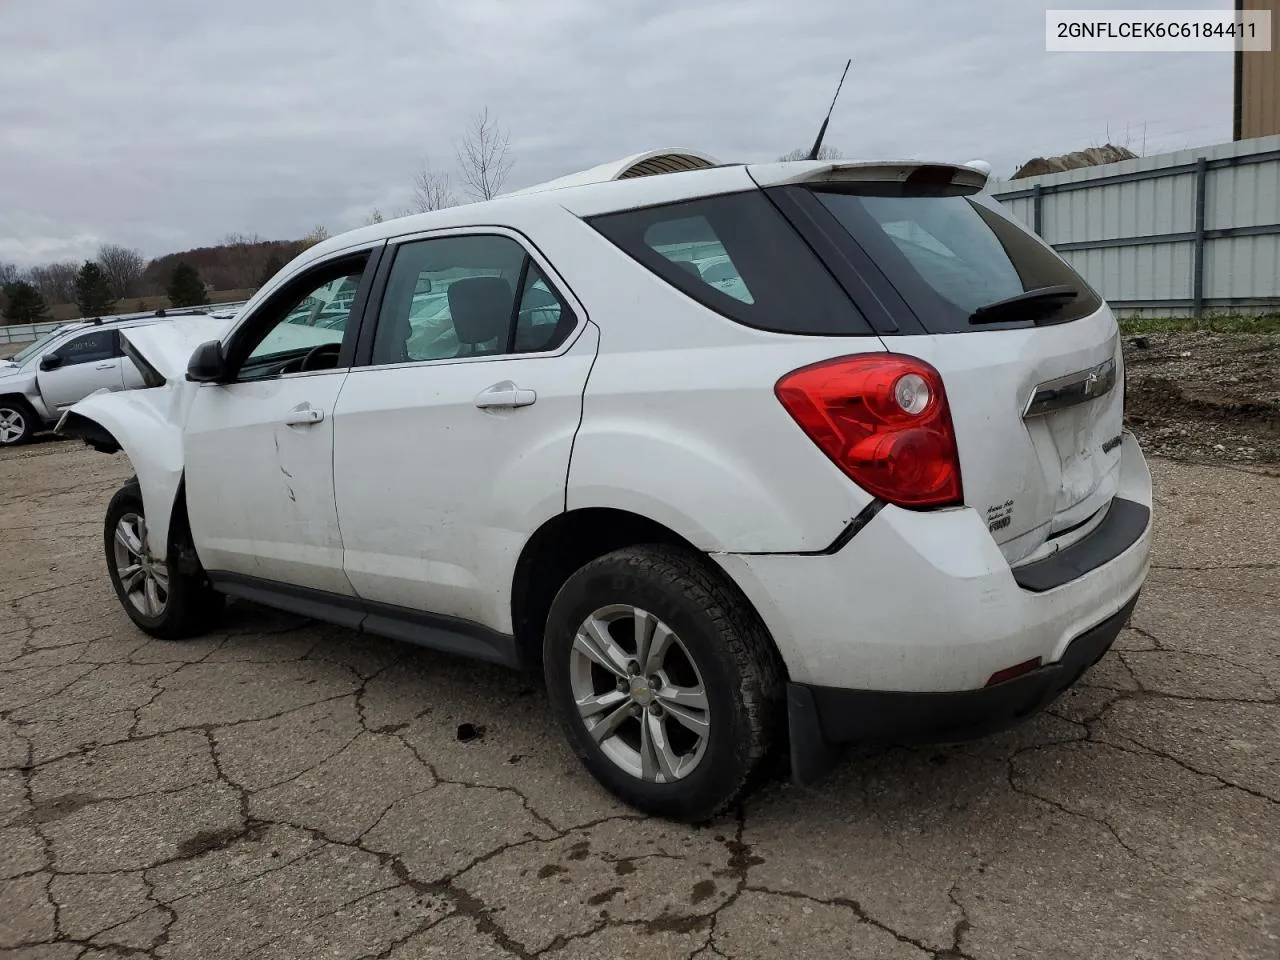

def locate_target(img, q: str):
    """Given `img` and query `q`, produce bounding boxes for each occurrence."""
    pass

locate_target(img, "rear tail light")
[775,353,963,508]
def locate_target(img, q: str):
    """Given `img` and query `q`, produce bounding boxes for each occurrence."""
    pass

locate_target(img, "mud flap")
[787,682,842,786]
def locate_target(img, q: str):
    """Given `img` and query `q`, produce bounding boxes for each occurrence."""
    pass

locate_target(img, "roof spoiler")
[747,160,990,192]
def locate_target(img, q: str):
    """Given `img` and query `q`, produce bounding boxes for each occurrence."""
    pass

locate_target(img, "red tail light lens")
[775,353,964,508]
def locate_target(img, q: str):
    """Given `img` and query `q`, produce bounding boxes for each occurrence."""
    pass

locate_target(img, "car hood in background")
[119,314,235,382]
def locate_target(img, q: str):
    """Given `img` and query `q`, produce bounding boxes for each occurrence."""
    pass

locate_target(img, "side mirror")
[39,354,63,371]
[186,340,228,383]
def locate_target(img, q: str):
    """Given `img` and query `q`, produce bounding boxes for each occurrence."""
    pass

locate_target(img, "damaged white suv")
[61,156,1152,821]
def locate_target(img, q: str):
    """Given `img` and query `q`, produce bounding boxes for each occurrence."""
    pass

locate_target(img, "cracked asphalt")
[1,439,1276,960]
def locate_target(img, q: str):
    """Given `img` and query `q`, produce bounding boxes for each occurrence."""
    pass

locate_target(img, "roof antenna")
[806,58,852,161]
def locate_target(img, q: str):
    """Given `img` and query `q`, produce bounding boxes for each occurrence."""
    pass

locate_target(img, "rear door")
[332,230,597,637]
[752,163,1121,565]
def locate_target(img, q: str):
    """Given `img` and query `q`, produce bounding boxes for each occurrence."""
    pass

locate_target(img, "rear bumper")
[712,430,1153,784]
[787,591,1137,776]
[713,431,1153,694]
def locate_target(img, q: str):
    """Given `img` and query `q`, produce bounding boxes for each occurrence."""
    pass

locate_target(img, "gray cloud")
[0,0,1231,266]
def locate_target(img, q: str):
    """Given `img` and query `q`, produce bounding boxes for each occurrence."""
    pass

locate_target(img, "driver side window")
[236,261,367,381]
[53,330,117,366]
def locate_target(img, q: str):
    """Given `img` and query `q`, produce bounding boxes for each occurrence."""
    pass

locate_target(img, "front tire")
[0,400,37,447]
[104,480,222,640]
[543,545,783,822]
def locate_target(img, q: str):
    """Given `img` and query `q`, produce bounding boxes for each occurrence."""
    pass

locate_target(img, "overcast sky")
[0,0,1234,267]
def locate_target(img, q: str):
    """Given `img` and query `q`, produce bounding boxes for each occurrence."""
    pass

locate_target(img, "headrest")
[675,260,702,279]
[447,276,514,345]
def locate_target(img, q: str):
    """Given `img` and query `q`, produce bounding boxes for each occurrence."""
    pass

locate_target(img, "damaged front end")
[56,314,234,558]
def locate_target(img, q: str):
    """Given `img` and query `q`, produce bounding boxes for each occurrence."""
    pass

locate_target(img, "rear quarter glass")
[587,191,874,336]
[809,186,1103,334]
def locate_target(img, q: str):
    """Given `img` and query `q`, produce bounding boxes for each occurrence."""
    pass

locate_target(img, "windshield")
[8,330,64,366]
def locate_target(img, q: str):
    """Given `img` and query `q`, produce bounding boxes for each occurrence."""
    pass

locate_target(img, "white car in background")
[60,156,1152,822]
[0,314,218,446]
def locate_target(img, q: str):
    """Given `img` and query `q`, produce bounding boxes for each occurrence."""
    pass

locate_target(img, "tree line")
[4,252,229,323]
[0,234,323,324]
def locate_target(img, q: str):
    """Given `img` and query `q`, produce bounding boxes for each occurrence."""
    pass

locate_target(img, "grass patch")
[1118,313,1280,334]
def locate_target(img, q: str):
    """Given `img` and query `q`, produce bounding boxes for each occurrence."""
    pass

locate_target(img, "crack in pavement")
[3,452,1275,960]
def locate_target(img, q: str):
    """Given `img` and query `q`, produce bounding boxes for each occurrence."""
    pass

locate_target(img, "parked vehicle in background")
[60,155,1152,822]
[1,316,163,446]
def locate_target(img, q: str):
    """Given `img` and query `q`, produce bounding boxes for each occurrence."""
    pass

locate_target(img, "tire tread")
[545,543,784,821]
[104,479,221,641]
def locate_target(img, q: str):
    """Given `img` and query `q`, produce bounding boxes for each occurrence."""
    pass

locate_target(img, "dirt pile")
[1123,332,1279,464]
[1012,144,1139,179]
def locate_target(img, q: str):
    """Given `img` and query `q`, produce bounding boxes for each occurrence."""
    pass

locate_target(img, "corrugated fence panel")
[991,134,1280,316]
[1206,155,1280,230]
[1205,234,1280,300]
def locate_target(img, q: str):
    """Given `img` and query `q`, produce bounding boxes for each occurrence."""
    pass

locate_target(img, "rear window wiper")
[968,284,1079,325]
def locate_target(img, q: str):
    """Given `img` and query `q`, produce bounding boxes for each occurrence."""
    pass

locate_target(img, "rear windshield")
[588,192,871,336]
[813,189,1102,333]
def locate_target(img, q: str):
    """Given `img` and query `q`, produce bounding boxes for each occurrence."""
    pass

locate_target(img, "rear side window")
[814,190,1102,332]
[370,234,577,366]
[589,192,870,336]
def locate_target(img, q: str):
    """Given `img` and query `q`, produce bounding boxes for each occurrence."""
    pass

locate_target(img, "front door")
[183,250,379,595]
[332,231,598,634]
[36,328,126,411]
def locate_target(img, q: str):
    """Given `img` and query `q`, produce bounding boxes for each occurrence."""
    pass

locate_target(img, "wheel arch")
[509,506,784,680]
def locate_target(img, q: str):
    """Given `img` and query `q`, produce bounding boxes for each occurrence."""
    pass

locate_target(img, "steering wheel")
[298,342,341,372]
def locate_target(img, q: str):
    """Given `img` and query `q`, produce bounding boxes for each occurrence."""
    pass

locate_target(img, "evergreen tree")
[75,261,116,317]
[258,254,284,288]
[2,281,50,322]
[167,262,208,307]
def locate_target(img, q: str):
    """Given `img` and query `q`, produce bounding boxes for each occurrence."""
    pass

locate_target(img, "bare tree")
[28,260,79,304]
[455,107,513,201]
[365,208,385,225]
[778,145,843,161]
[97,244,146,299]
[411,157,457,212]
[0,262,21,286]
[300,225,330,249]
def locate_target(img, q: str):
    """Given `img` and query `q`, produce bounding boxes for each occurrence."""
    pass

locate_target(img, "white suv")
[61,158,1152,822]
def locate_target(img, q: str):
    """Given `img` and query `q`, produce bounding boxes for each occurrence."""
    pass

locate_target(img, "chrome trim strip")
[1024,357,1117,418]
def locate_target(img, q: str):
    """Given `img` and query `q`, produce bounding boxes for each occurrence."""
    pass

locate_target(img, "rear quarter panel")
[539,210,885,552]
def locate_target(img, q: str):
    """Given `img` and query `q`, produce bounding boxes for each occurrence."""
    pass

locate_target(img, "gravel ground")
[0,438,1276,959]
[1124,332,1280,465]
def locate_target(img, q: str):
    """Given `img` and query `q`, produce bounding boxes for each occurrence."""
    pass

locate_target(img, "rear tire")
[104,479,223,640]
[0,399,37,447]
[543,544,783,822]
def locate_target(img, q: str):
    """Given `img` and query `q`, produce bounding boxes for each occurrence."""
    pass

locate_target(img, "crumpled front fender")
[57,388,186,560]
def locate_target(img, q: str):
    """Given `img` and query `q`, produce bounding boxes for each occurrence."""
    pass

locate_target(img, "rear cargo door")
[752,162,1124,564]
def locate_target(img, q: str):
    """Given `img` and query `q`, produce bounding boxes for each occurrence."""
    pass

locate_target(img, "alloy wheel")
[569,604,711,783]
[112,512,169,617]
[0,407,26,445]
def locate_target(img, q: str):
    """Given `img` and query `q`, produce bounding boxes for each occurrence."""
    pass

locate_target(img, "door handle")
[95,361,116,370]
[282,404,324,426]
[474,380,537,409]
